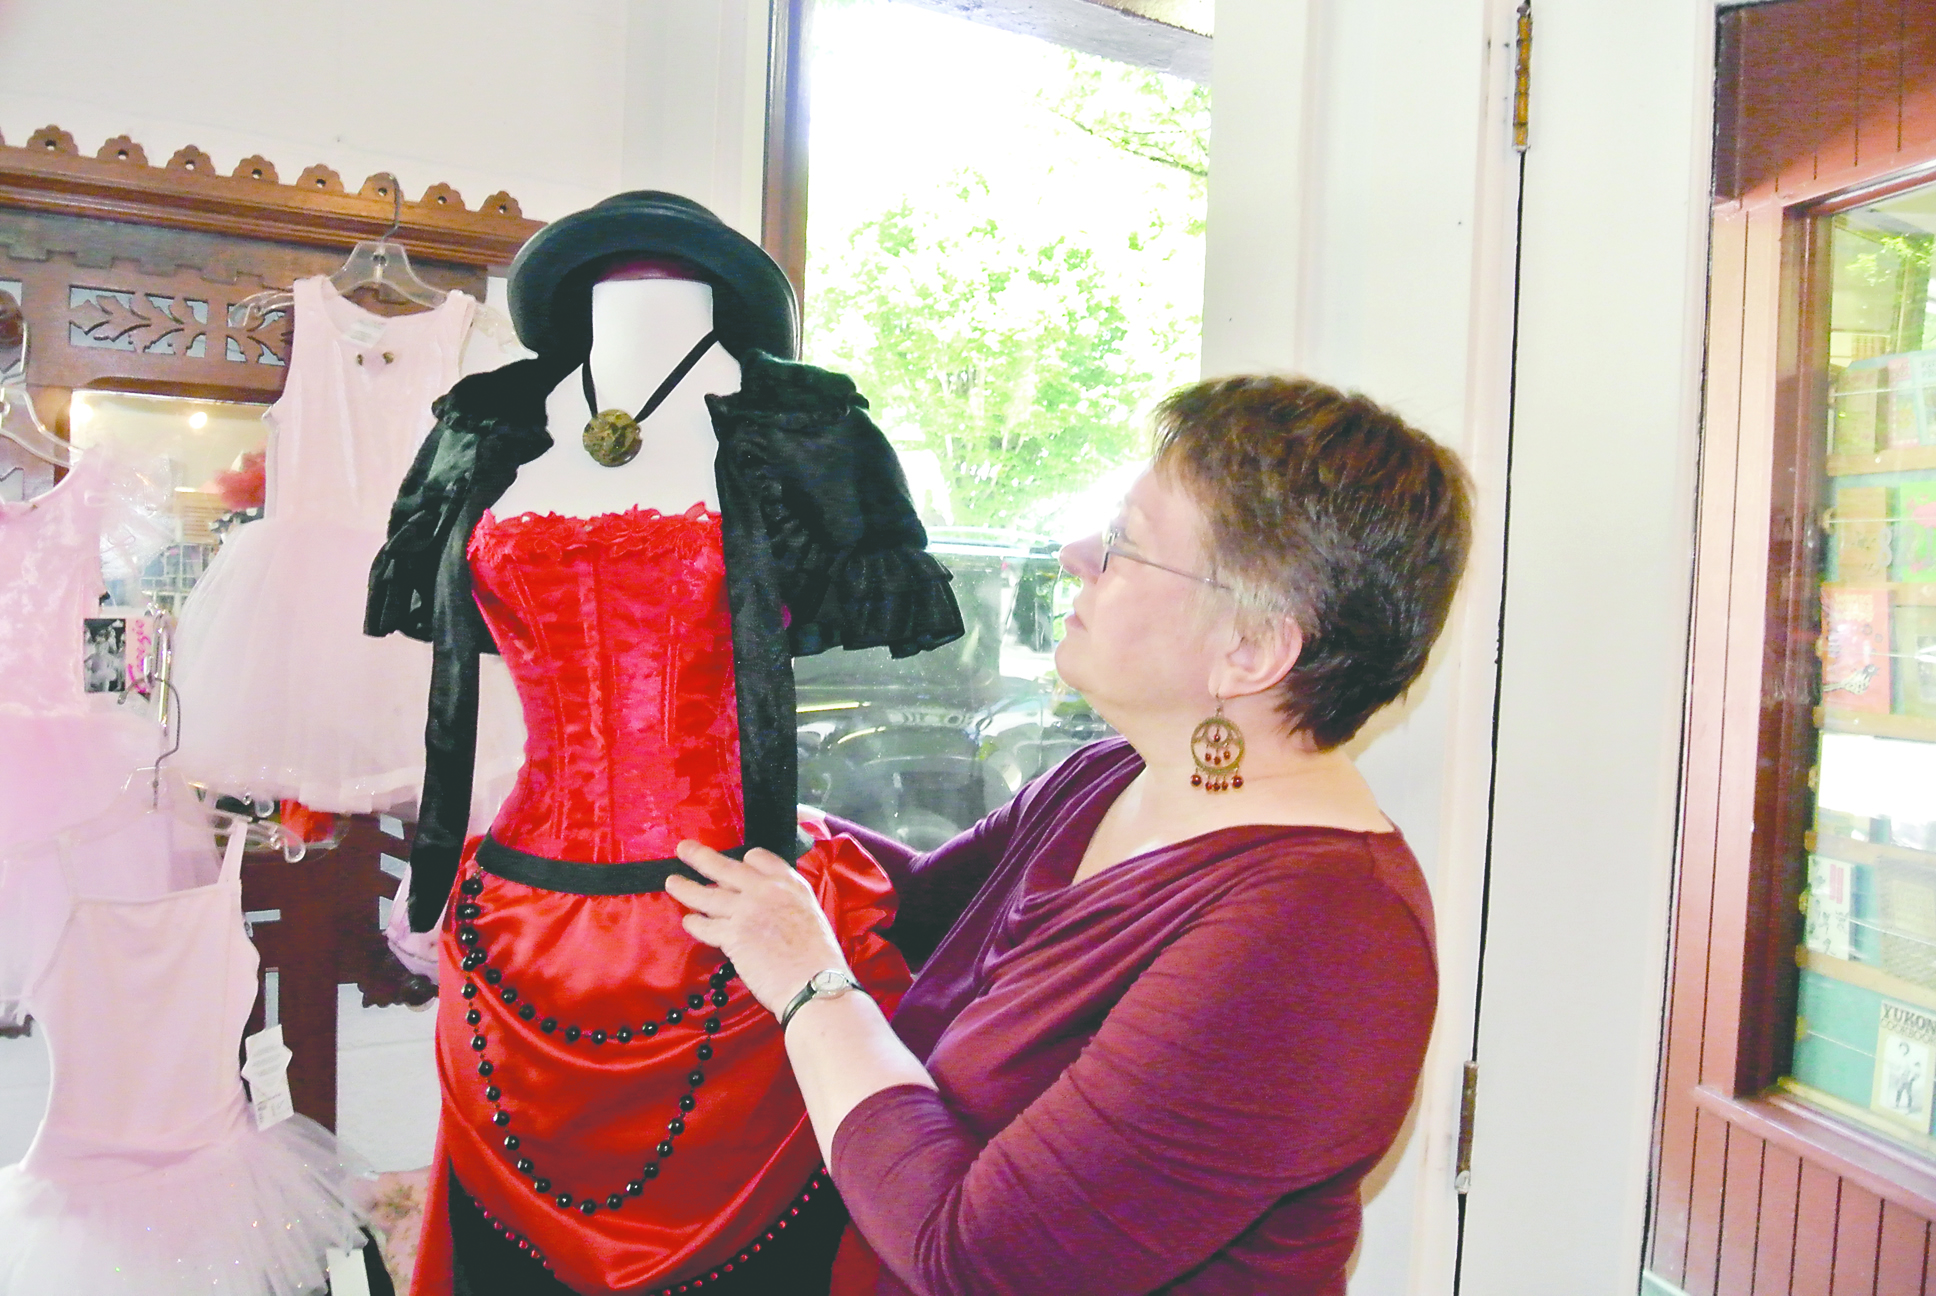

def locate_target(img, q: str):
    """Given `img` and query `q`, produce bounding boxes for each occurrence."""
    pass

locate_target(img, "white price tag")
[241,1024,295,1130]
[325,1245,374,1296]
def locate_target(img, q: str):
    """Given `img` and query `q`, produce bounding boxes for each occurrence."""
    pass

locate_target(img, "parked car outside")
[794,528,1111,849]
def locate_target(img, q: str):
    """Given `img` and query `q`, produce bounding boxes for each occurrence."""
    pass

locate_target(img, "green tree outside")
[804,45,1209,532]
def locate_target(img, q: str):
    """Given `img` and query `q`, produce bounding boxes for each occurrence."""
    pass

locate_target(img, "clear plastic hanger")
[0,316,76,469]
[105,646,306,859]
[233,185,445,329]
[0,383,73,468]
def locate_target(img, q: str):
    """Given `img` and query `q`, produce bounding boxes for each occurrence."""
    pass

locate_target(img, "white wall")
[1206,0,1714,1291]
[1205,0,1514,1290]
[0,0,769,228]
[620,0,772,237]
[1457,0,1713,1290]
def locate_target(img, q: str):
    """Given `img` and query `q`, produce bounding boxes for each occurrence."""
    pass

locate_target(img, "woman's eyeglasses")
[1098,527,1231,591]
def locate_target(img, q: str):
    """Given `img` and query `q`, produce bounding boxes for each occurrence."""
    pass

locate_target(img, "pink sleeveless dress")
[0,454,374,1290]
[0,797,374,1293]
[170,277,524,814]
[0,453,169,1025]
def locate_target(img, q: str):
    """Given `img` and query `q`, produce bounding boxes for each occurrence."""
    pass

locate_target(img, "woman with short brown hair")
[670,374,1474,1295]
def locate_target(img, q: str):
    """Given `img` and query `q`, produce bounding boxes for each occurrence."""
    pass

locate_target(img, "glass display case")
[1790,179,1936,1153]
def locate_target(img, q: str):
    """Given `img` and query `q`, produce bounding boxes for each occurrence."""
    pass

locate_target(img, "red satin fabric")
[470,506,744,861]
[411,507,910,1295]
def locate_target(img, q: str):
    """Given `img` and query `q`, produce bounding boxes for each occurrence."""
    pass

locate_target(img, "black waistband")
[474,836,740,896]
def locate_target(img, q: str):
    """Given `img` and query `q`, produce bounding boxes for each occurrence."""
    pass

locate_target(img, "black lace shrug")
[365,350,964,931]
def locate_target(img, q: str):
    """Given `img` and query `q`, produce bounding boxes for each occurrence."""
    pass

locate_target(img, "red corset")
[414,506,911,1296]
[468,504,744,861]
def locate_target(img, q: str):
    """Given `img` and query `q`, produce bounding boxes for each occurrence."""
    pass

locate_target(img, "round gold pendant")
[582,409,642,468]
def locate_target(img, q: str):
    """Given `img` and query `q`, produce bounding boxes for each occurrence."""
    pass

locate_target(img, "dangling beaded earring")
[1189,701,1245,792]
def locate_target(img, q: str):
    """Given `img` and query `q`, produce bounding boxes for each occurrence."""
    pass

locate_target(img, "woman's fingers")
[663,872,727,916]
[664,839,852,1017]
[680,911,729,948]
[738,846,792,876]
[674,839,752,887]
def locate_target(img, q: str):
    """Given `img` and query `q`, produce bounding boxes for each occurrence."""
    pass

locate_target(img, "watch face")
[811,969,854,995]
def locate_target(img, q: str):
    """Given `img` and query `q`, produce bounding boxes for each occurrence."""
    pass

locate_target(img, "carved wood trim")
[0,211,486,401]
[0,125,542,271]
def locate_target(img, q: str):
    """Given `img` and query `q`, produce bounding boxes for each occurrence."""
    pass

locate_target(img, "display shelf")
[1827,445,1936,477]
[1779,1077,1936,1161]
[1804,948,1936,1014]
[1815,581,1936,606]
[1819,707,1936,742]
[1810,833,1936,873]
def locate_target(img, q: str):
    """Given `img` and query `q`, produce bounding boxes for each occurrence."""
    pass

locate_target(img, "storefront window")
[1791,179,1936,1153]
[793,0,1208,845]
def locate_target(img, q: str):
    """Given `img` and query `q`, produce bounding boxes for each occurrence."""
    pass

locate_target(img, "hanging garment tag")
[241,1023,295,1129]
[325,1244,375,1296]
[343,315,387,349]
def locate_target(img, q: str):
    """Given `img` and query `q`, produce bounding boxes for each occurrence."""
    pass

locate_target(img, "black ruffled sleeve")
[712,352,966,660]
[706,352,965,865]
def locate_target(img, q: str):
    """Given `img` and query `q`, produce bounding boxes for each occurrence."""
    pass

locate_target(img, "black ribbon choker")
[579,330,720,468]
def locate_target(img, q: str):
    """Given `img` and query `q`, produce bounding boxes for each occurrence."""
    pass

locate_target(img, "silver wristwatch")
[779,967,862,1031]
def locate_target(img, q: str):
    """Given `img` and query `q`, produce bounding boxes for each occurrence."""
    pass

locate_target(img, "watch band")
[779,982,818,1033]
[780,969,860,1032]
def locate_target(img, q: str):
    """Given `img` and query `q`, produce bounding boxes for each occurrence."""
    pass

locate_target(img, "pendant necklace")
[580,330,720,468]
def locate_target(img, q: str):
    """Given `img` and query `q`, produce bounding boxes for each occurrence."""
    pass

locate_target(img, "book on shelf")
[1822,586,1893,713]
[1901,479,1936,584]
[1834,485,1892,585]
[1873,1000,1936,1134]
[1899,603,1936,721]
[1806,853,1854,961]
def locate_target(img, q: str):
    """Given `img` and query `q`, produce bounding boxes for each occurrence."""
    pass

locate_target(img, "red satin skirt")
[410,811,910,1295]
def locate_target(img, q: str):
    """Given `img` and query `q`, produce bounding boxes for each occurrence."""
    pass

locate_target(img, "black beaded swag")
[454,869,735,1225]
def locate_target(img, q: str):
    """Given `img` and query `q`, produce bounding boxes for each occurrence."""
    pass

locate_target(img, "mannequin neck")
[585,277,718,396]
[491,274,738,522]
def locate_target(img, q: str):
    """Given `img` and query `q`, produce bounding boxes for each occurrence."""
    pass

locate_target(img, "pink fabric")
[22,815,254,1183]
[0,454,370,1292]
[0,457,116,717]
[830,739,1439,1296]
[169,278,525,813]
[0,456,166,1026]
[0,797,371,1293]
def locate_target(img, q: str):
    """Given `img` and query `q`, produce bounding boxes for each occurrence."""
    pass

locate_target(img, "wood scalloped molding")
[0,124,541,270]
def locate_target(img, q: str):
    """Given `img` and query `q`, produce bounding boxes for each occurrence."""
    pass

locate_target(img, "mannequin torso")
[492,272,740,520]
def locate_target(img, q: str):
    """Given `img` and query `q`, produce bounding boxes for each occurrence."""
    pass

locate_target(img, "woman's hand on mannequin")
[667,842,850,1017]
[670,839,935,1165]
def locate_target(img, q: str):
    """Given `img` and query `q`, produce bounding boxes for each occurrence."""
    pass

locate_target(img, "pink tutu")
[0,1113,371,1295]
[0,786,374,1295]
[171,513,524,815]
[169,278,522,816]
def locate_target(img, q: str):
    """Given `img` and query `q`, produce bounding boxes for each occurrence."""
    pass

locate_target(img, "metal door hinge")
[1455,1060,1479,1193]
[1512,2,1533,153]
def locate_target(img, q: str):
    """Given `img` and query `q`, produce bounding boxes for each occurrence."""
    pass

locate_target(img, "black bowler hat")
[506,191,799,361]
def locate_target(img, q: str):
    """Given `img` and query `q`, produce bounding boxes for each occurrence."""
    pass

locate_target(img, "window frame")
[1650,6,1936,1281]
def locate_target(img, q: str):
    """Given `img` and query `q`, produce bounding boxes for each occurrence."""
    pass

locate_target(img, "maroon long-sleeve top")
[827,738,1438,1296]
